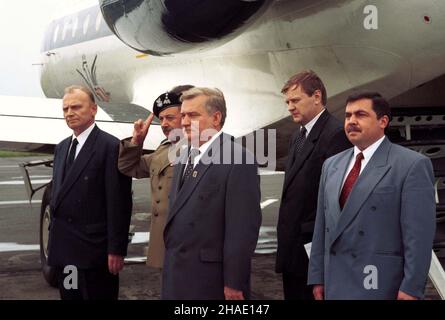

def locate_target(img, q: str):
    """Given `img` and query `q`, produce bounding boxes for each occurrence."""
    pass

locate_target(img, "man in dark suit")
[162,87,262,300]
[47,85,132,300]
[275,70,351,300]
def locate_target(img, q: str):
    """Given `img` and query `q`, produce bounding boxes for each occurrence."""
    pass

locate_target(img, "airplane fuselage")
[39,0,445,160]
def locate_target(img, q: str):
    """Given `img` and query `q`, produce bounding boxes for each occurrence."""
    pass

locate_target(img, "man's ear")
[379,115,389,129]
[213,111,222,127]
[313,89,322,105]
[91,103,98,116]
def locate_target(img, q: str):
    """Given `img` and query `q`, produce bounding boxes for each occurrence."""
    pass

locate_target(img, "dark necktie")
[180,148,200,188]
[64,138,78,180]
[339,152,364,210]
[294,126,307,157]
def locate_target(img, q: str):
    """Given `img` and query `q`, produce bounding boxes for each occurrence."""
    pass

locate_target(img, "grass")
[0,150,48,158]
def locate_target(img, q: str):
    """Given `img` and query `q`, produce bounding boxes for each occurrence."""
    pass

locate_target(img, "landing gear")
[39,182,58,288]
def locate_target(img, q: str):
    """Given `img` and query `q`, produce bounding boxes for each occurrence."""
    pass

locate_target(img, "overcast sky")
[0,0,93,97]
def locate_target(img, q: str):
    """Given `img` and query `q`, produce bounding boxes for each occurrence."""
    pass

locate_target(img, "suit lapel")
[328,149,353,226]
[330,138,392,247]
[53,137,71,203]
[167,133,228,226]
[55,126,99,209]
[283,111,330,192]
[169,149,188,205]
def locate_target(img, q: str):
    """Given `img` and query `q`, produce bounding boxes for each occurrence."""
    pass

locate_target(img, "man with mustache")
[276,70,351,300]
[308,92,436,299]
[118,85,193,273]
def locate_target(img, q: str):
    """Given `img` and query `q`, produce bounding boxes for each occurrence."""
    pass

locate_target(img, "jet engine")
[99,0,272,55]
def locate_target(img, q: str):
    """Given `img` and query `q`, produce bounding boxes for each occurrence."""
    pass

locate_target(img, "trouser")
[282,271,314,300]
[56,267,119,300]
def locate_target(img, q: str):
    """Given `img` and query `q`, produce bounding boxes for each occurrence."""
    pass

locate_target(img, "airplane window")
[53,24,59,43]
[83,14,90,35]
[96,12,102,32]
[62,19,70,41]
[72,16,78,38]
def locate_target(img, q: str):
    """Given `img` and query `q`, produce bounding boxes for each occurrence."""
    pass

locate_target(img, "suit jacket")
[308,137,436,299]
[276,110,351,274]
[47,125,132,269]
[118,138,175,268]
[161,133,262,299]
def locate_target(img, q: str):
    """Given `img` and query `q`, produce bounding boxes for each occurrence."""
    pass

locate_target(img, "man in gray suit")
[162,87,262,300]
[308,92,436,300]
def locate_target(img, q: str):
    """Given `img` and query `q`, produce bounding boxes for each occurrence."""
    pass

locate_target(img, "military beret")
[152,91,181,118]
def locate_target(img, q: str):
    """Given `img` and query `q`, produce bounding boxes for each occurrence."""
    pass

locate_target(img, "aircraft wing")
[0,95,163,153]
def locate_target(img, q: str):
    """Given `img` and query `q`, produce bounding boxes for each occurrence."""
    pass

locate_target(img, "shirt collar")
[353,135,386,162]
[72,122,96,146]
[303,108,325,136]
[197,129,223,155]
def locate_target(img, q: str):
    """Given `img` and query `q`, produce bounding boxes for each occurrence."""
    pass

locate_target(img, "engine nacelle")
[99,0,272,56]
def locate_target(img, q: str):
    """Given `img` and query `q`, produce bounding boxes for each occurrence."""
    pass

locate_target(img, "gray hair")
[64,85,96,104]
[180,87,227,127]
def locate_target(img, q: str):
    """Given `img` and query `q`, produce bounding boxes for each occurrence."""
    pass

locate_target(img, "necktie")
[180,148,200,188]
[339,152,364,210]
[294,126,307,157]
[64,138,78,180]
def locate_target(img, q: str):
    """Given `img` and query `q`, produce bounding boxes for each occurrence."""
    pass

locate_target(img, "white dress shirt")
[187,130,223,169]
[303,109,325,137]
[341,135,386,189]
[70,122,96,159]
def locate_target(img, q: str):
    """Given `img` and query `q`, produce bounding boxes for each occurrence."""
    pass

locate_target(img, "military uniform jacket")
[118,138,174,268]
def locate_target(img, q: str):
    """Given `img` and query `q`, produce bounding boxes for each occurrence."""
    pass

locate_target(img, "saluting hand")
[131,113,155,145]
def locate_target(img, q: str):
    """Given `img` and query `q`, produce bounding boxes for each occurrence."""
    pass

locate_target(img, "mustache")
[162,126,172,132]
[346,125,361,133]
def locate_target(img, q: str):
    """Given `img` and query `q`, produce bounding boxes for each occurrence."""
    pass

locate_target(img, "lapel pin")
[192,171,198,178]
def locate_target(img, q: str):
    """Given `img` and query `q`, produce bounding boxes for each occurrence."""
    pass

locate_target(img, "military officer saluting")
[118,85,193,271]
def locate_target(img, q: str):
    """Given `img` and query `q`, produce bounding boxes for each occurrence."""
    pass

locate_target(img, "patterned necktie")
[180,148,200,188]
[64,138,78,180]
[339,152,364,210]
[294,126,307,157]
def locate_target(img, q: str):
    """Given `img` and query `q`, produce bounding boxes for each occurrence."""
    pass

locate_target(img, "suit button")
[326,227,330,233]
[330,250,336,256]
[67,218,72,223]
[371,206,376,211]
[351,253,357,259]
[359,230,364,236]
